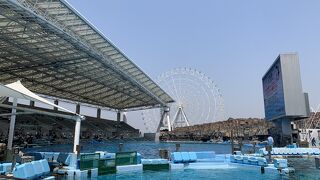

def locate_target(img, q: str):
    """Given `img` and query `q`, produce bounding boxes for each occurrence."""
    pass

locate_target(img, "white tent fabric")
[0,81,75,114]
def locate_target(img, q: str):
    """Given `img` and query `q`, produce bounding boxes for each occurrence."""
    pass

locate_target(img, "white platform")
[170,163,184,170]
[186,162,236,170]
[116,164,143,173]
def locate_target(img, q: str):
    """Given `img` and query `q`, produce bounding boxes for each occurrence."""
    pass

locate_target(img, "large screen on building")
[262,59,286,120]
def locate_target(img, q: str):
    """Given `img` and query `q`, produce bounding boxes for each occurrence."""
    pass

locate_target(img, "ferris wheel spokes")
[142,68,225,133]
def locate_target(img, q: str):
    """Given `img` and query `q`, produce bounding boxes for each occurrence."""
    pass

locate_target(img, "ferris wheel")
[142,67,225,133]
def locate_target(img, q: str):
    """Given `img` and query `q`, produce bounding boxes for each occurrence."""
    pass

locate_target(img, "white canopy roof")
[0,81,75,114]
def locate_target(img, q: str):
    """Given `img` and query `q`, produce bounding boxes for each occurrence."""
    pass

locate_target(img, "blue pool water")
[100,158,318,180]
[101,168,285,180]
[26,141,320,180]
[26,141,253,158]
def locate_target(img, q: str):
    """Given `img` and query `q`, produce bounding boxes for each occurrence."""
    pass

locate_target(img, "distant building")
[262,53,310,145]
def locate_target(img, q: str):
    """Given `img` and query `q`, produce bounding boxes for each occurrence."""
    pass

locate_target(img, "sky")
[65,0,320,130]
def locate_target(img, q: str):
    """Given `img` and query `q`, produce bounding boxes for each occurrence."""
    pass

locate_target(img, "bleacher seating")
[13,159,50,179]
[230,155,267,166]
[171,151,216,163]
[259,147,320,156]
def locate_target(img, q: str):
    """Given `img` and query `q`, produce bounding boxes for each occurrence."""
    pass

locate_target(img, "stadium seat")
[257,157,267,166]
[242,156,249,164]
[274,158,288,168]
[24,163,36,179]
[188,152,197,162]
[171,152,183,163]
[248,156,258,165]
[181,152,191,162]
[234,155,243,163]
[39,159,50,174]
[57,153,70,165]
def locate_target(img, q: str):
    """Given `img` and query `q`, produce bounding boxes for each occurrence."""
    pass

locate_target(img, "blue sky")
[67,0,320,120]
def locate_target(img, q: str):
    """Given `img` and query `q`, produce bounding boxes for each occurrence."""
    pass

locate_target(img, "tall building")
[262,53,310,145]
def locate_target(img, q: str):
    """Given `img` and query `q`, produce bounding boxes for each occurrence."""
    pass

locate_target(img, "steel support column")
[7,98,17,150]
[73,116,81,154]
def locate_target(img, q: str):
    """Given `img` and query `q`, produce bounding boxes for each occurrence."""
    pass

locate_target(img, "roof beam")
[0,0,173,110]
